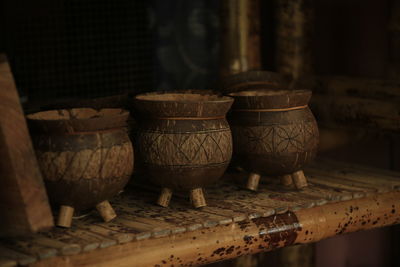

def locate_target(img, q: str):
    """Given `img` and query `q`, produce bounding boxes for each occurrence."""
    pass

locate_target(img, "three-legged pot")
[134,92,233,208]
[228,89,319,191]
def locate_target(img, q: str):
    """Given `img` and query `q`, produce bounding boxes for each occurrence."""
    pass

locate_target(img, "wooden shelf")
[1,159,400,267]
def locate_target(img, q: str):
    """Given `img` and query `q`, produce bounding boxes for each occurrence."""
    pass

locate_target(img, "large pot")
[134,92,233,208]
[228,89,319,191]
[27,108,134,227]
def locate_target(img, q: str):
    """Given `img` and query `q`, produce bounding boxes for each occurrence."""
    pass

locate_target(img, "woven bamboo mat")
[1,158,400,266]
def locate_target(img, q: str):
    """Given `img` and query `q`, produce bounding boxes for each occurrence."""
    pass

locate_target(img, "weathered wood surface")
[387,0,400,79]
[1,159,400,266]
[275,0,314,82]
[220,0,261,77]
[0,54,53,237]
[310,75,400,132]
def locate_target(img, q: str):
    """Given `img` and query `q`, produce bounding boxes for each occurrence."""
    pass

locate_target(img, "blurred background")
[1,0,399,266]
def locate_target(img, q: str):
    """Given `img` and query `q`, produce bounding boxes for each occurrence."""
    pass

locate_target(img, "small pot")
[27,108,134,227]
[133,91,233,208]
[228,89,319,191]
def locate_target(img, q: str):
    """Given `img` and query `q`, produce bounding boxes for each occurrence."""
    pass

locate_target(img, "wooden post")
[190,188,207,208]
[57,206,74,228]
[387,0,400,79]
[220,0,261,77]
[292,170,308,189]
[246,172,261,191]
[157,188,173,208]
[96,201,117,223]
[280,174,294,187]
[0,54,53,236]
[275,0,314,84]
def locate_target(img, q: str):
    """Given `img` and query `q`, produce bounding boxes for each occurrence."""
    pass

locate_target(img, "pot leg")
[157,188,173,207]
[246,173,261,191]
[280,174,294,187]
[57,205,74,228]
[292,170,308,189]
[96,200,117,222]
[190,188,207,208]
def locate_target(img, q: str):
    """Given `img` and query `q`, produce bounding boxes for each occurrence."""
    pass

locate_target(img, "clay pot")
[133,92,233,208]
[27,108,134,227]
[228,89,319,191]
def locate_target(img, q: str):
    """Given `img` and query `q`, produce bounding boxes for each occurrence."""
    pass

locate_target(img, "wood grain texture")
[0,54,53,237]
[310,75,400,132]
[1,159,399,267]
[275,0,314,81]
[219,0,261,77]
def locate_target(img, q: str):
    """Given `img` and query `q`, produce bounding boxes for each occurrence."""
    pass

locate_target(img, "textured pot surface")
[228,89,319,176]
[134,92,233,191]
[27,108,134,211]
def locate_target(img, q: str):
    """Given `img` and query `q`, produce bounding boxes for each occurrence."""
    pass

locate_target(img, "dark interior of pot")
[229,89,309,97]
[136,93,231,103]
[27,108,127,121]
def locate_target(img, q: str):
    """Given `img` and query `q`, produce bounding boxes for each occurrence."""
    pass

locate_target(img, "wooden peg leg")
[96,200,116,222]
[190,188,207,208]
[157,188,173,207]
[280,174,294,187]
[246,173,261,191]
[292,170,308,189]
[57,205,74,228]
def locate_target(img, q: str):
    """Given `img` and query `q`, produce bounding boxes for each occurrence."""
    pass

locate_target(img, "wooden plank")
[305,168,389,193]
[0,238,57,260]
[0,258,16,267]
[219,0,261,77]
[308,161,400,188]
[310,94,400,132]
[0,54,53,237]
[28,191,400,267]
[66,227,117,250]
[275,0,314,81]
[0,245,36,266]
[0,161,399,266]
[206,183,313,214]
[117,190,234,230]
[313,75,400,101]
[33,232,81,256]
[312,158,400,181]
[73,216,137,244]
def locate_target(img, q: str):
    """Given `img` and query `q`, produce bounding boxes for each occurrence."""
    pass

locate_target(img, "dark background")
[1,0,398,266]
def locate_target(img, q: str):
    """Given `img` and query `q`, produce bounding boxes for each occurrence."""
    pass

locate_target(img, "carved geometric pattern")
[36,142,134,182]
[138,129,232,166]
[233,122,318,154]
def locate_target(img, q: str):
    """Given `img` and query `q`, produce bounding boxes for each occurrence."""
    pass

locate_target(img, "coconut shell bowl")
[133,92,233,208]
[228,89,319,191]
[27,108,134,227]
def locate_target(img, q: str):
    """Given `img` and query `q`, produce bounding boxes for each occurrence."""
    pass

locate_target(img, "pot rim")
[134,91,233,104]
[228,89,312,109]
[228,89,310,97]
[27,108,129,122]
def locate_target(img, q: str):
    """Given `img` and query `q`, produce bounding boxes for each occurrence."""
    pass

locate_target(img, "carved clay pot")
[27,108,134,227]
[228,89,319,191]
[134,92,233,208]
